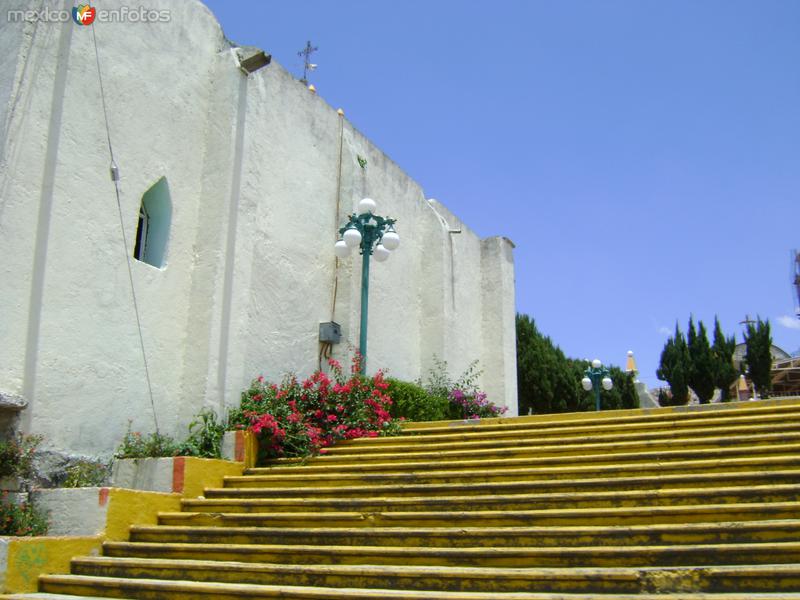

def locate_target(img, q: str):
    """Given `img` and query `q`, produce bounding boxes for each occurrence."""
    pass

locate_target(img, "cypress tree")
[711,316,737,400]
[657,324,690,405]
[687,318,716,404]
[516,313,636,414]
[744,317,773,398]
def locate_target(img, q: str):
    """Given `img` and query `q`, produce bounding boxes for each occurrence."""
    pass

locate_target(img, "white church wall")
[0,0,517,459]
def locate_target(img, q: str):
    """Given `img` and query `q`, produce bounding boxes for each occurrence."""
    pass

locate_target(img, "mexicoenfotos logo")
[72,4,96,26]
[6,5,171,24]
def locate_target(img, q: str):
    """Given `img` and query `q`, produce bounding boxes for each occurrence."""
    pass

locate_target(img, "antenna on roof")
[298,40,318,85]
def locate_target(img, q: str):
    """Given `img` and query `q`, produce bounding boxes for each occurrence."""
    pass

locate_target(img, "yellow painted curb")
[1,536,101,593]
[104,488,182,542]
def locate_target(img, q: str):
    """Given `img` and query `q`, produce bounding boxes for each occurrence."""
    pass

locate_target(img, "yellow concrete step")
[32,573,800,599]
[205,468,800,499]
[183,482,800,514]
[398,398,800,434]
[246,437,800,475]
[100,540,800,567]
[266,425,800,466]
[134,503,800,529]
[222,454,800,488]
[0,595,128,600]
[66,556,800,594]
[134,519,800,547]
[333,403,800,447]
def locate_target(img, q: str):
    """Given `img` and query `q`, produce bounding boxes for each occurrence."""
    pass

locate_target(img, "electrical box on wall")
[319,321,342,344]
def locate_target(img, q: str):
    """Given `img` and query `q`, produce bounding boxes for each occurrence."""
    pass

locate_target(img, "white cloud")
[658,326,671,336]
[777,315,800,331]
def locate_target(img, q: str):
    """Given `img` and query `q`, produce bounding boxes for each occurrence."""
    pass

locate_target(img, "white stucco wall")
[0,0,517,459]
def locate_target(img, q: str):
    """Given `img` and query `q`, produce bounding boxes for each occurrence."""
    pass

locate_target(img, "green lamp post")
[582,358,613,412]
[334,198,400,373]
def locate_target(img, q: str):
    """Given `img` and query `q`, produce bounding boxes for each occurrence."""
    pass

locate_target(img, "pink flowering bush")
[418,356,507,420]
[230,356,402,459]
[448,388,507,419]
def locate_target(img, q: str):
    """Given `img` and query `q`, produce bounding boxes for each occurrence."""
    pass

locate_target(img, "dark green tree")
[657,324,690,405]
[711,317,737,400]
[744,317,773,398]
[687,318,716,404]
[516,314,578,414]
[516,313,638,414]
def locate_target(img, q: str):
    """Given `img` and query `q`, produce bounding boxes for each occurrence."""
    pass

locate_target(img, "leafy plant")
[178,408,225,458]
[0,492,48,536]
[387,378,449,422]
[62,460,109,488]
[418,356,506,420]
[447,388,506,419]
[115,424,180,459]
[0,434,43,479]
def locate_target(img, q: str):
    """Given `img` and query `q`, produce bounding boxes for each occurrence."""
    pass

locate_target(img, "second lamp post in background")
[582,359,613,411]
[334,198,400,374]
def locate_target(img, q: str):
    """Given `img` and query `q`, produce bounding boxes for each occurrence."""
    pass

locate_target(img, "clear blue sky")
[203,0,800,387]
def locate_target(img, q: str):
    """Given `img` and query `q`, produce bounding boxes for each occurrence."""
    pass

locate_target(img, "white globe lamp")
[373,244,390,262]
[358,197,376,214]
[382,229,400,251]
[334,240,351,258]
[343,227,362,248]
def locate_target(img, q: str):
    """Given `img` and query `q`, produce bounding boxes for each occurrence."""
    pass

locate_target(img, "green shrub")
[115,409,227,460]
[177,408,225,459]
[418,357,506,420]
[387,378,449,422]
[115,424,180,459]
[0,492,48,536]
[0,434,42,479]
[62,460,109,488]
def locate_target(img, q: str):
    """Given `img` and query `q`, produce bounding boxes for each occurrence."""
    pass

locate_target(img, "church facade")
[0,0,517,458]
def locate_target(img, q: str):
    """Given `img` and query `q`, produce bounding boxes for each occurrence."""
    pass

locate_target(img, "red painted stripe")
[172,457,185,494]
[234,430,245,462]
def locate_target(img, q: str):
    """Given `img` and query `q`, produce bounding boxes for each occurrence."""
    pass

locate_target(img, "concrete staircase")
[9,398,800,598]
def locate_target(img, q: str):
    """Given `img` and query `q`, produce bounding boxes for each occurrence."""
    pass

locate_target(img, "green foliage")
[0,434,42,479]
[603,365,639,410]
[712,316,738,401]
[745,317,773,397]
[386,378,449,422]
[657,324,691,405]
[517,314,579,414]
[115,424,180,459]
[656,387,684,407]
[687,318,716,404]
[0,492,48,536]
[116,408,228,460]
[417,357,506,419]
[177,408,225,459]
[516,314,638,414]
[62,460,109,488]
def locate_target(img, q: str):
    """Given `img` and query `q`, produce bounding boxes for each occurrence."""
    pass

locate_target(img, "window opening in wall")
[133,205,148,261]
[133,177,172,268]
